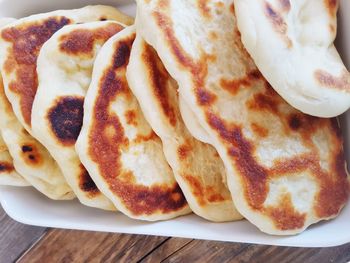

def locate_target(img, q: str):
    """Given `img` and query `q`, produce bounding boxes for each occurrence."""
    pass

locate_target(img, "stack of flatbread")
[0,1,348,235]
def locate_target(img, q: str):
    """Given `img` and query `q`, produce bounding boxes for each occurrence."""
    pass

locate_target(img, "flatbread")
[127,36,241,221]
[33,21,126,210]
[136,0,350,234]
[0,18,28,187]
[0,71,73,198]
[0,5,133,132]
[76,26,191,221]
[234,0,350,117]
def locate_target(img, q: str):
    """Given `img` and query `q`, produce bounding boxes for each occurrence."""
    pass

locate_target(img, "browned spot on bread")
[78,165,100,197]
[21,144,42,166]
[247,91,280,114]
[142,43,177,127]
[125,110,137,126]
[230,3,235,14]
[314,70,350,92]
[88,34,188,216]
[198,0,211,18]
[184,175,227,205]
[206,186,226,203]
[264,1,292,48]
[59,23,123,57]
[134,131,158,144]
[184,175,206,206]
[48,96,84,146]
[329,24,335,33]
[324,0,338,17]
[1,17,72,127]
[0,162,14,173]
[278,0,291,12]
[270,154,316,176]
[221,70,261,95]
[209,31,218,41]
[264,193,306,231]
[251,123,269,138]
[208,193,225,203]
[177,143,192,160]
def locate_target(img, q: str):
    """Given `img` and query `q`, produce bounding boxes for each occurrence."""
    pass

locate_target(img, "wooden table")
[1,205,349,263]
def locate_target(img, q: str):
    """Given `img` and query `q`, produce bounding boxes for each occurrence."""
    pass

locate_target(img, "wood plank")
[140,238,193,262]
[18,229,169,263]
[0,206,47,263]
[164,241,350,263]
[161,239,250,263]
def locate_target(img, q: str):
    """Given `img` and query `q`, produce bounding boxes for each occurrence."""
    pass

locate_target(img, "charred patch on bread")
[314,70,350,92]
[88,33,188,216]
[21,143,42,165]
[196,88,217,106]
[59,23,123,57]
[1,17,72,127]
[288,114,302,130]
[263,1,292,48]
[142,43,177,127]
[0,162,14,173]
[48,96,84,146]
[78,165,100,197]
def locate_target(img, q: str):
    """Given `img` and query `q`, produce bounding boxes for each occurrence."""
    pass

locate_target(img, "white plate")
[0,0,349,248]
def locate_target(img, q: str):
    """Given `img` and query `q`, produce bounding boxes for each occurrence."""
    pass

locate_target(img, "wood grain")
[140,238,193,262]
[163,241,350,263]
[0,206,46,263]
[18,229,169,263]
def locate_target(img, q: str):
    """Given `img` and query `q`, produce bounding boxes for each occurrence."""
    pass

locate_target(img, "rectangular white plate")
[0,0,349,248]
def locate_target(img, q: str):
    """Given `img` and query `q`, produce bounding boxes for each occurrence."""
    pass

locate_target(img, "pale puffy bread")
[127,36,241,221]
[0,18,28,187]
[33,21,127,210]
[234,0,350,117]
[136,0,350,234]
[0,71,73,198]
[0,5,133,133]
[76,26,191,220]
